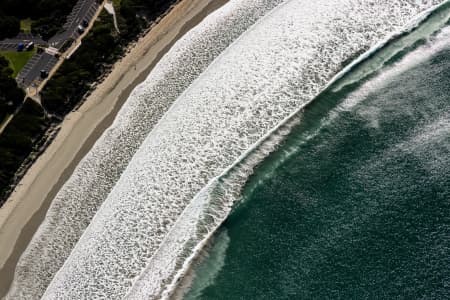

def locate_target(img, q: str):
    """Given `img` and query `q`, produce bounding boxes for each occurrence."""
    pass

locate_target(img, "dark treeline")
[0,57,25,121]
[0,0,77,19]
[0,99,49,204]
[0,0,176,41]
[42,0,177,115]
[0,12,20,40]
[0,0,78,40]
[118,0,176,40]
[42,11,119,115]
[0,0,178,204]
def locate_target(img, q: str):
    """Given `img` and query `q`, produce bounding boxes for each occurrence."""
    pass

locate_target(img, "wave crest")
[11,0,444,299]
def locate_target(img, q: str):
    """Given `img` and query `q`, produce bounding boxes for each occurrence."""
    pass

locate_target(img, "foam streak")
[41,0,442,299]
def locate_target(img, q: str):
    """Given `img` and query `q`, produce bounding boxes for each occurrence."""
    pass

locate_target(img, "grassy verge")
[0,49,37,78]
[0,99,50,205]
[20,18,32,33]
[0,56,24,121]
[112,0,121,9]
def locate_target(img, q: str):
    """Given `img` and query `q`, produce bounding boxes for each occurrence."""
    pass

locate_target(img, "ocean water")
[185,19,450,300]
[39,1,447,299]
[6,0,286,298]
[6,0,447,299]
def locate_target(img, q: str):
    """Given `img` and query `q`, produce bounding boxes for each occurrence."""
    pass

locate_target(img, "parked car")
[40,70,49,79]
[25,41,34,51]
[77,25,85,34]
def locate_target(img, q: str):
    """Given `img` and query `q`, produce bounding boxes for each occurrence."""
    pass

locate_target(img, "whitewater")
[6,0,286,298]
[7,0,445,299]
[182,18,450,299]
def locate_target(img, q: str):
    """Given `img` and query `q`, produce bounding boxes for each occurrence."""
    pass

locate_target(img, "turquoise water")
[185,25,450,300]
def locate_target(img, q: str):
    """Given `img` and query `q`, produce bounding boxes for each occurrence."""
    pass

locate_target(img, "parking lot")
[0,33,48,51]
[49,0,99,49]
[0,42,18,51]
[0,0,101,88]
[16,53,58,87]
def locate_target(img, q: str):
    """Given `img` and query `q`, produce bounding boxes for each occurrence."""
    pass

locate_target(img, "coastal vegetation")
[0,99,48,202]
[42,11,119,116]
[20,18,32,33]
[0,0,176,40]
[0,0,78,40]
[0,0,178,205]
[0,14,20,40]
[117,0,175,39]
[0,56,24,121]
[42,0,177,115]
[0,49,37,77]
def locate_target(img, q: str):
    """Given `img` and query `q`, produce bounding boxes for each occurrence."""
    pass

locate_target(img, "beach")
[0,0,227,297]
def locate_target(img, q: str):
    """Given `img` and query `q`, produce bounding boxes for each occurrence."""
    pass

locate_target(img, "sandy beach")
[0,0,227,297]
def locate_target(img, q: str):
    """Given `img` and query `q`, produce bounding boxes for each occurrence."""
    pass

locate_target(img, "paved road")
[0,0,99,51]
[12,0,101,88]
[49,0,100,49]
[17,53,58,87]
[0,33,48,51]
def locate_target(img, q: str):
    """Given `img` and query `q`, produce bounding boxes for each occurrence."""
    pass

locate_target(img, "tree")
[0,14,20,40]
[0,56,25,115]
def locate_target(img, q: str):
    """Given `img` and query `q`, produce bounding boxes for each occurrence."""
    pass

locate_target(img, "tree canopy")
[0,12,20,40]
[0,56,24,120]
[0,0,78,40]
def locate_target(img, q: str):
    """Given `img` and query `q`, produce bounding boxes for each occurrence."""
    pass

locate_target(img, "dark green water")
[185,27,450,299]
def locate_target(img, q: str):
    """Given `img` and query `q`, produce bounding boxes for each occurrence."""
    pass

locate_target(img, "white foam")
[39,0,442,299]
[126,109,301,300]
[332,0,450,92]
[6,0,286,299]
[341,25,450,112]
[182,229,231,300]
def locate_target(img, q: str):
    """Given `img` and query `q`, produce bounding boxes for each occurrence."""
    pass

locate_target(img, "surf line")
[124,1,450,299]
[333,0,450,92]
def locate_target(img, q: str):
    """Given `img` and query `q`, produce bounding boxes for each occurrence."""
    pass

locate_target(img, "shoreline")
[0,0,227,297]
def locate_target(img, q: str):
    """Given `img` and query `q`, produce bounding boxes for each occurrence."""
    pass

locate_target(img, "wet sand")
[0,0,227,297]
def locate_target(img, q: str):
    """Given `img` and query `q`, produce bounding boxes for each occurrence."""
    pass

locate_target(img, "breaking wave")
[127,4,450,299]
[6,0,285,298]
[8,0,448,299]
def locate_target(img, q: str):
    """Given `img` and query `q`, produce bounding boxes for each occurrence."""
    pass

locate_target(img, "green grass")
[112,0,121,9]
[0,49,36,78]
[20,18,32,33]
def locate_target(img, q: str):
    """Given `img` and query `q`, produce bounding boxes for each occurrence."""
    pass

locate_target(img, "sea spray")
[333,0,450,92]
[40,0,444,298]
[180,229,231,300]
[183,23,450,299]
[6,1,287,299]
[126,110,301,300]
[128,7,450,298]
